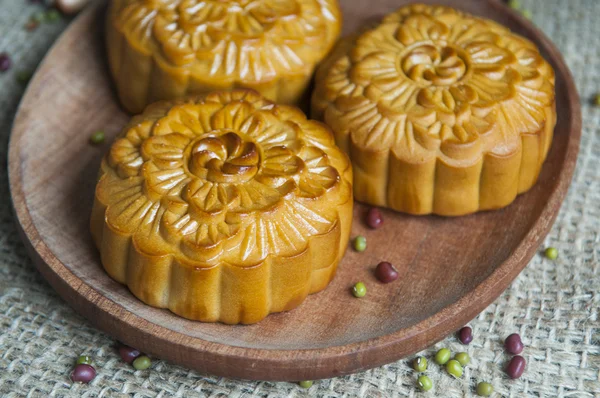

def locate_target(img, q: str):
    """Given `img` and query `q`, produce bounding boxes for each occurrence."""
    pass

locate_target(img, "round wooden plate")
[8,0,581,381]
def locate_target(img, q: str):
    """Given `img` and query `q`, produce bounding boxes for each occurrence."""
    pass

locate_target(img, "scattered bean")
[458,326,473,345]
[45,9,61,22]
[76,355,92,365]
[544,247,558,260]
[132,355,151,370]
[455,352,470,366]
[366,207,383,229]
[0,53,11,72]
[412,356,427,372]
[353,236,366,252]
[446,359,463,378]
[118,344,141,364]
[32,11,46,23]
[16,70,32,84]
[89,130,105,145]
[476,382,494,397]
[298,380,313,388]
[505,355,526,379]
[504,333,524,355]
[434,348,451,365]
[70,364,96,383]
[25,20,39,31]
[507,0,520,9]
[375,261,399,283]
[352,282,367,298]
[417,375,433,392]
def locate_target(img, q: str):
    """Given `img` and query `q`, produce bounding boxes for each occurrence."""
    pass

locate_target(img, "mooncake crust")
[312,4,556,216]
[107,0,342,113]
[91,89,353,324]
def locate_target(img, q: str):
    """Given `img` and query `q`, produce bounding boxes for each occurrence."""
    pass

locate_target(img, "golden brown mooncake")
[312,4,556,216]
[106,0,342,114]
[90,89,353,324]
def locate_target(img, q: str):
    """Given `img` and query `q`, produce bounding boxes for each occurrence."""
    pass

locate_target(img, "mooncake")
[106,0,342,113]
[90,90,353,324]
[312,4,556,216]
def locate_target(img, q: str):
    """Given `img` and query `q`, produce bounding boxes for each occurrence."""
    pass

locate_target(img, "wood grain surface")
[8,0,581,381]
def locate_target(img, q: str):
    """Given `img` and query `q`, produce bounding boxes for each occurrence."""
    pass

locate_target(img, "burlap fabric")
[0,0,599,396]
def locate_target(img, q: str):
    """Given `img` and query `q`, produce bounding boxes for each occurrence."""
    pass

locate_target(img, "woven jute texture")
[1,0,599,396]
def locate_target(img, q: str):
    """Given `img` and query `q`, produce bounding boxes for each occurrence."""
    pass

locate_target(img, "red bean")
[0,53,11,72]
[505,355,526,379]
[458,326,473,344]
[118,344,141,364]
[366,207,383,229]
[70,364,96,383]
[25,20,39,31]
[375,261,399,283]
[504,333,524,355]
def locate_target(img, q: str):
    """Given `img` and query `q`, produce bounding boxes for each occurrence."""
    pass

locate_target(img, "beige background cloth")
[0,0,598,396]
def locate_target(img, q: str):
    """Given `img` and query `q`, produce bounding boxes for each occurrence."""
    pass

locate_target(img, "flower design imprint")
[97,90,351,265]
[314,4,555,157]
[114,0,341,81]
